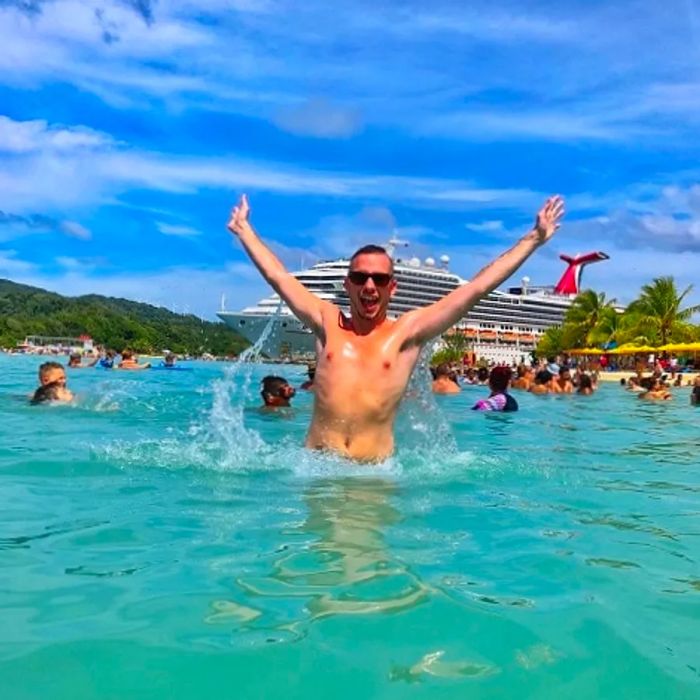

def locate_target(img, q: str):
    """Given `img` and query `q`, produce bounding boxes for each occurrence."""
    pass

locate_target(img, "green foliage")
[625,277,700,345]
[0,279,249,356]
[539,277,700,354]
[535,326,565,357]
[430,331,471,366]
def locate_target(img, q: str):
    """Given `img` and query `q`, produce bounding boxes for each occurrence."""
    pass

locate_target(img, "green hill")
[0,278,249,356]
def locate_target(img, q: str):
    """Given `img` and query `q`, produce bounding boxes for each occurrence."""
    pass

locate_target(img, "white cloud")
[0,115,112,153]
[465,220,504,233]
[0,248,36,275]
[59,220,92,240]
[273,98,362,138]
[156,221,202,237]
[0,114,544,213]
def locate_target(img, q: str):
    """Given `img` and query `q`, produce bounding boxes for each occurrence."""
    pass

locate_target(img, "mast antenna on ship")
[384,230,409,258]
[220,293,226,311]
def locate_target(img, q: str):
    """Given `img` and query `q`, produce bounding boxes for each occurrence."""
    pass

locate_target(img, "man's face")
[344,253,396,321]
[560,369,571,382]
[41,367,66,387]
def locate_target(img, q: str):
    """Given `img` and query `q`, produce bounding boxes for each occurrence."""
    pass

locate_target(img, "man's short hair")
[435,363,452,378]
[261,375,289,399]
[31,382,61,404]
[535,369,553,385]
[38,361,63,379]
[349,245,393,273]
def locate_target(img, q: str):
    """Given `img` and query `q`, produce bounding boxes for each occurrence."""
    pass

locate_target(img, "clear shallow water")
[1,354,699,699]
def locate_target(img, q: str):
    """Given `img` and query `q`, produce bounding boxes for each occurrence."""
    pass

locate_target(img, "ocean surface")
[1,353,699,699]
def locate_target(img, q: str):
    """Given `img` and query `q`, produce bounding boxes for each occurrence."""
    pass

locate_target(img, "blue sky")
[1,0,700,318]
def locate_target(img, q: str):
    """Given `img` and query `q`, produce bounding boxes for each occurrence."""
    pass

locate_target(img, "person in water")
[31,382,73,404]
[472,366,518,412]
[529,369,554,395]
[432,363,461,394]
[690,376,700,406]
[33,362,73,403]
[577,373,594,395]
[163,353,177,367]
[639,377,672,401]
[300,364,316,391]
[118,350,151,370]
[228,193,564,461]
[261,375,296,408]
[97,349,116,369]
[553,366,574,394]
[511,364,533,391]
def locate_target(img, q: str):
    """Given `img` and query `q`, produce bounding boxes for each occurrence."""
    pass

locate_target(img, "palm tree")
[626,277,700,345]
[564,290,618,346]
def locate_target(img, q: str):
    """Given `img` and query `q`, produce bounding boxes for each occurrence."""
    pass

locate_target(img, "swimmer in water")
[31,382,73,404]
[431,363,461,394]
[118,350,151,370]
[576,373,594,395]
[261,375,296,409]
[472,366,518,412]
[690,376,700,406]
[300,364,316,391]
[639,378,672,401]
[552,366,574,394]
[510,364,533,391]
[33,362,73,403]
[529,369,554,395]
[228,193,564,461]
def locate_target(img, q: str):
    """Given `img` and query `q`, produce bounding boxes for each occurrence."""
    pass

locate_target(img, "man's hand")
[228,194,251,236]
[533,195,565,244]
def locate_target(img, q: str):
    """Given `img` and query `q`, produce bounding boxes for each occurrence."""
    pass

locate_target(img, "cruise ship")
[218,241,608,364]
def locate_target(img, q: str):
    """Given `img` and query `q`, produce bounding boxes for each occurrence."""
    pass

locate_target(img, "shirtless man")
[431,363,461,394]
[552,366,574,394]
[228,193,564,461]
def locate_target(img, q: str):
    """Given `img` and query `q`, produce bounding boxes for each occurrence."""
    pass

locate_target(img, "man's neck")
[346,310,390,336]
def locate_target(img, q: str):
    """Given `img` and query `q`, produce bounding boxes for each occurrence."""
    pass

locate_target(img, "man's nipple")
[383,361,391,370]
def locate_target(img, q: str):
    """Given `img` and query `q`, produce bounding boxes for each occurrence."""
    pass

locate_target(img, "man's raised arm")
[227,195,329,338]
[402,196,565,347]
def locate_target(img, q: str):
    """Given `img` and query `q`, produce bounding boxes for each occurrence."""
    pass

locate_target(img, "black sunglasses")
[347,271,393,287]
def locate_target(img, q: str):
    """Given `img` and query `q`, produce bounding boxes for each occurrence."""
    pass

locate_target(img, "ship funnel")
[554,252,609,295]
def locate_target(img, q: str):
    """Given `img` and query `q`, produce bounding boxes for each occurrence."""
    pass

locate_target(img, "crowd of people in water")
[30,349,176,404]
[428,354,700,409]
[28,349,700,410]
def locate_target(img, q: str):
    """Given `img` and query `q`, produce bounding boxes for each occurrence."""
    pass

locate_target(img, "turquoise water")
[1,353,699,699]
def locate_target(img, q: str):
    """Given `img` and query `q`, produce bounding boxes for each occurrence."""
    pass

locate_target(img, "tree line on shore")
[536,276,700,357]
[0,279,249,356]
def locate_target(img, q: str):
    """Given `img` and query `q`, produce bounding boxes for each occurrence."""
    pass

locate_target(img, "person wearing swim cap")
[473,366,518,412]
[228,193,564,461]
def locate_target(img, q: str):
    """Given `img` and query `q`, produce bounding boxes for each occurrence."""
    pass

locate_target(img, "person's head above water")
[165,353,176,366]
[261,375,296,407]
[489,366,512,393]
[534,369,553,385]
[477,367,489,383]
[31,381,71,404]
[68,353,82,367]
[38,361,66,387]
[343,245,396,325]
[434,363,452,379]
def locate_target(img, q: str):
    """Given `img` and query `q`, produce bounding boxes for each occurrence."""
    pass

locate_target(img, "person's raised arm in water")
[400,196,565,347]
[227,194,332,340]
